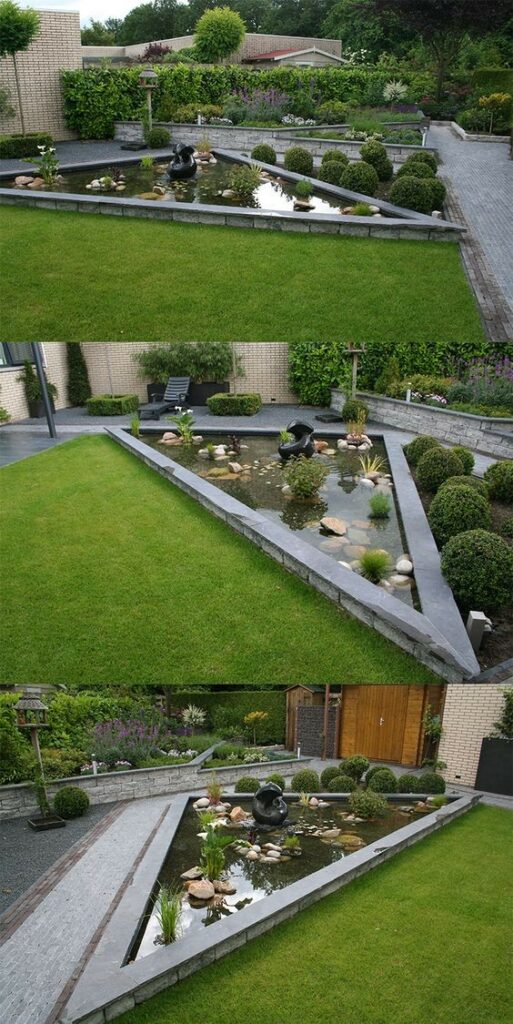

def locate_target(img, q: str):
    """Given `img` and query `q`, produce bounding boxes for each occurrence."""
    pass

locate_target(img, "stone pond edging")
[0,745,311,821]
[106,427,480,682]
[60,791,480,1024]
[334,392,513,459]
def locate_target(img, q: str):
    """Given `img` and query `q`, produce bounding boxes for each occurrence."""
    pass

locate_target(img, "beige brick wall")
[92,33,341,63]
[439,683,512,787]
[233,342,295,402]
[0,10,82,141]
[0,344,70,421]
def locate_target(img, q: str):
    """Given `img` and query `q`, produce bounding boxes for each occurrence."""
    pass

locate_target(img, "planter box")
[28,814,66,831]
[28,397,55,418]
[330,388,347,414]
[475,737,513,796]
[147,382,165,402]
[188,381,229,405]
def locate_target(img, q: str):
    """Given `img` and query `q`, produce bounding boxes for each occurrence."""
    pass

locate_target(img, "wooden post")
[322,684,331,759]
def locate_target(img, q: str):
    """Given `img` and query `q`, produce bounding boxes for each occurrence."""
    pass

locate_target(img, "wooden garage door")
[339,685,427,766]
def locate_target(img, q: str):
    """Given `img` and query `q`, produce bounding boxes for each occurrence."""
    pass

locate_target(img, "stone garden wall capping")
[60,791,479,1024]
[0,744,310,820]
[338,392,513,459]
[107,427,480,682]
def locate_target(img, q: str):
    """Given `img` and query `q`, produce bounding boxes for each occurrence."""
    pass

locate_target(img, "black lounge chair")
[139,376,191,420]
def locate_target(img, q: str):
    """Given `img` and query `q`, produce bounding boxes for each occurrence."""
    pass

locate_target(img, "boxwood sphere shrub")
[265,772,286,790]
[147,127,171,148]
[441,529,513,612]
[291,768,320,792]
[427,177,446,209]
[428,485,492,546]
[251,143,276,164]
[342,398,369,422]
[452,446,474,475]
[417,772,446,794]
[404,150,438,173]
[318,160,345,185]
[236,775,260,792]
[404,435,441,467]
[483,460,513,504]
[348,789,387,818]
[365,764,386,784]
[320,764,344,788]
[367,768,397,792]
[501,516,513,539]
[439,475,488,498]
[389,175,433,214]
[327,773,357,792]
[359,141,393,181]
[54,786,90,819]
[417,447,464,493]
[341,755,370,781]
[340,160,379,197]
[284,147,313,175]
[397,773,421,793]
[396,161,436,180]
[321,149,349,166]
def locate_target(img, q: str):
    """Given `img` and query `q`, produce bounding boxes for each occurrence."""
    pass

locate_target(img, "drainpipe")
[31,343,56,438]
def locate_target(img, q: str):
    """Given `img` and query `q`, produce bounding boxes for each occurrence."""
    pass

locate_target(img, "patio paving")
[0,140,177,177]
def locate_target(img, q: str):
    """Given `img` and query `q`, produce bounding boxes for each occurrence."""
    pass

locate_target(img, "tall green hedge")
[472,68,513,96]
[288,339,513,405]
[61,66,436,139]
[169,690,286,743]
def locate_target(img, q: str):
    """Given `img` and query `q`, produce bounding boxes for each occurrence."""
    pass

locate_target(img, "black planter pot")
[475,737,513,796]
[188,381,229,405]
[147,382,166,402]
[28,397,55,419]
[28,814,66,831]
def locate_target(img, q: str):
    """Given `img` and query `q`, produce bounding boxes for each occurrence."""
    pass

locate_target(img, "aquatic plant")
[206,773,223,804]
[168,409,195,444]
[283,456,329,499]
[131,414,140,438]
[369,493,391,519]
[155,885,182,944]
[199,826,234,880]
[359,549,391,583]
[359,453,385,476]
[140,155,155,170]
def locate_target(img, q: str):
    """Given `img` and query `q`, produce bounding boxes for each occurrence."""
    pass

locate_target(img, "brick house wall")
[1,344,70,421]
[438,683,512,787]
[89,33,342,63]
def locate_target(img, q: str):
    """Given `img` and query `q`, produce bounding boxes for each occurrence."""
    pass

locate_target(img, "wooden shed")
[338,684,445,767]
[285,685,325,750]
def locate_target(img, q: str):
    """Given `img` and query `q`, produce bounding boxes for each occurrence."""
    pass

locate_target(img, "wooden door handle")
[379,717,384,726]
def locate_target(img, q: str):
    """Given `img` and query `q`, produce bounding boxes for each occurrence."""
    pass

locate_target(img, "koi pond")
[131,795,424,960]
[145,432,416,606]
[9,157,345,213]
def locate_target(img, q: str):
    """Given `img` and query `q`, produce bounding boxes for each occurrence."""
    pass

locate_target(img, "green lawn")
[0,207,485,342]
[119,805,512,1024]
[0,435,438,686]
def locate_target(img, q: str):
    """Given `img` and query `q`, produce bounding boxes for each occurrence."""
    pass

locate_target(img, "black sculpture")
[167,143,197,181]
[278,420,315,461]
[252,782,288,827]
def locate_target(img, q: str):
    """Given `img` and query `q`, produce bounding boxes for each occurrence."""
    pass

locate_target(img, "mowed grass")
[0,207,486,342]
[119,805,513,1024]
[0,435,438,686]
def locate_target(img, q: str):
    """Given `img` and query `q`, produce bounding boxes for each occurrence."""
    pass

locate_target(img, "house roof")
[244,46,347,64]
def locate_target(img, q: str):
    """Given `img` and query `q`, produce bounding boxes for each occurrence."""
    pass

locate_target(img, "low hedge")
[206,392,262,416]
[86,394,139,415]
[0,132,53,158]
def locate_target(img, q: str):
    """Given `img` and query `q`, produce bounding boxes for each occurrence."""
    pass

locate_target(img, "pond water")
[131,796,422,960]
[145,433,415,606]
[9,157,344,214]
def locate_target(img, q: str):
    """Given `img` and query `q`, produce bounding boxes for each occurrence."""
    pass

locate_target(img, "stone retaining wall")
[114,120,428,164]
[331,391,513,459]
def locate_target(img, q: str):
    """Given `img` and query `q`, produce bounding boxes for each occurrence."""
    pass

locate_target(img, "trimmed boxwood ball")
[283,147,314,175]
[483,461,513,504]
[340,161,379,197]
[417,772,446,794]
[54,786,90,819]
[397,773,421,793]
[416,447,464,493]
[389,175,434,214]
[341,754,370,781]
[404,150,438,173]
[452,446,474,475]
[251,143,276,165]
[265,772,286,790]
[318,160,345,185]
[291,768,320,792]
[428,485,492,547]
[439,475,489,498]
[396,161,436,180]
[327,773,357,792]
[320,764,345,788]
[367,768,397,793]
[427,177,446,209]
[359,141,393,181]
[348,789,387,818]
[236,776,260,792]
[147,127,171,148]
[365,764,387,784]
[321,149,349,166]
[404,435,441,467]
[342,398,369,422]
[441,529,513,613]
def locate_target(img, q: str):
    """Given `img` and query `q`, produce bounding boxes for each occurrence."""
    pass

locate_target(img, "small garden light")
[138,66,158,133]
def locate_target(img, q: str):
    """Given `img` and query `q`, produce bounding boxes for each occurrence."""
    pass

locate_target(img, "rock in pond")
[389,573,412,587]
[14,175,34,186]
[228,462,242,474]
[181,866,204,881]
[213,880,237,895]
[338,834,366,849]
[229,806,248,822]
[193,797,210,809]
[320,516,347,536]
[396,558,413,575]
[188,879,215,900]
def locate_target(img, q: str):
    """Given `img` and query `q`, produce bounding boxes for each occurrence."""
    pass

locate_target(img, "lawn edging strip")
[107,427,479,682]
[60,791,479,1024]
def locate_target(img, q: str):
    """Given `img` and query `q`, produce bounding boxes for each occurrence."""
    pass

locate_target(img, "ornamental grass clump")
[199,827,234,880]
[359,548,391,583]
[155,886,182,944]
[284,456,329,498]
[441,529,513,613]
[369,493,391,519]
[428,485,492,546]
[229,163,261,202]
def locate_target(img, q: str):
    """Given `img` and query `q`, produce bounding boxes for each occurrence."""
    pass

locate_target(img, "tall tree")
[194,6,246,62]
[0,0,39,135]
[263,0,335,37]
[119,0,178,45]
[66,344,92,407]
[364,0,513,98]
[323,0,414,61]
[81,20,116,45]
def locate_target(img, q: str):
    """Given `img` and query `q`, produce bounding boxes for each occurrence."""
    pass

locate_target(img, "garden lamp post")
[31,343,56,438]
[138,66,158,134]
[344,344,365,399]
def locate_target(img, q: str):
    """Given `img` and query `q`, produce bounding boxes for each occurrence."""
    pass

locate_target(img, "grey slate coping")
[106,427,480,680]
[60,790,479,1024]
